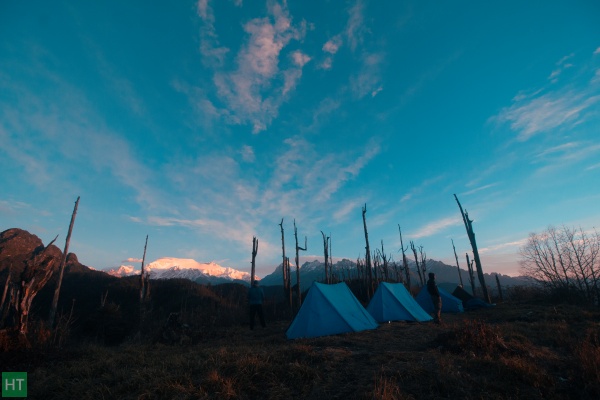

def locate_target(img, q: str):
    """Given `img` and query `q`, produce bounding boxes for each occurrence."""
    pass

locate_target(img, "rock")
[0,228,62,281]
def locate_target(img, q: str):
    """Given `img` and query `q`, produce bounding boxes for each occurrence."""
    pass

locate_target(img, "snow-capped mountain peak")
[106,265,139,277]
[105,257,254,283]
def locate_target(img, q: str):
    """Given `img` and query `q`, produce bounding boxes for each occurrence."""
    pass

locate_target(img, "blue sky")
[1,0,599,278]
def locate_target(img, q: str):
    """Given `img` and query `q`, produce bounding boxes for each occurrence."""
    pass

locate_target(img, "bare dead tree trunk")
[49,196,79,328]
[362,204,373,298]
[321,231,330,284]
[286,257,292,313]
[419,245,427,281]
[294,220,307,308]
[410,241,423,286]
[251,236,258,285]
[452,239,464,287]
[279,219,289,303]
[380,241,390,281]
[391,260,400,283]
[466,253,476,296]
[329,234,333,282]
[137,235,150,339]
[140,235,149,302]
[372,251,380,284]
[454,194,491,303]
[398,225,411,289]
[495,273,503,302]
[356,257,364,298]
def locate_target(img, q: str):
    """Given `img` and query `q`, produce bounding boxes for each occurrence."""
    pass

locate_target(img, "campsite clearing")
[2,302,599,399]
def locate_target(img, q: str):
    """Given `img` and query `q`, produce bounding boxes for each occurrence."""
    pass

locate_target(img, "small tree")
[520,225,599,305]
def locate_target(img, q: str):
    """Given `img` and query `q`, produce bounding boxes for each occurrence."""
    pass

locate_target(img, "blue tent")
[416,286,464,313]
[286,282,379,339]
[367,282,433,323]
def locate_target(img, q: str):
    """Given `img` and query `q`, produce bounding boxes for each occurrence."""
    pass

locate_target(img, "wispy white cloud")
[494,90,600,141]
[124,257,143,263]
[548,69,561,81]
[141,214,280,261]
[400,175,445,203]
[345,0,365,52]
[479,238,528,253]
[534,142,579,158]
[409,216,462,239]
[197,0,230,68]
[371,86,383,97]
[200,1,307,133]
[350,52,384,99]
[332,198,366,223]
[257,136,380,223]
[0,200,30,215]
[292,50,311,67]
[465,153,518,189]
[494,51,600,141]
[314,143,380,202]
[282,51,311,96]
[460,183,498,197]
[319,57,333,70]
[594,47,600,55]
[548,54,575,83]
[319,34,343,69]
[533,143,600,175]
[0,67,164,211]
[323,35,342,54]
[556,53,574,65]
[586,162,600,171]
[240,145,255,162]
[307,97,341,131]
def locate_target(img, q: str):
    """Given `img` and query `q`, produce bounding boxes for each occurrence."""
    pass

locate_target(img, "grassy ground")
[2,302,599,399]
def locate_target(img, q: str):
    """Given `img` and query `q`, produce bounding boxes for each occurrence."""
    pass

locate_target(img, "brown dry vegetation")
[1,301,599,400]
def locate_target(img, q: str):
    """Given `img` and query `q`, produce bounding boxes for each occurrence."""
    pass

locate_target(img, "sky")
[1,0,599,278]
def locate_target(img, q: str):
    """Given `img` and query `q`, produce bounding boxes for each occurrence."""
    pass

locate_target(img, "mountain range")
[107,256,530,291]
[106,257,253,286]
[1,227,529,292]
[259,258,530,292]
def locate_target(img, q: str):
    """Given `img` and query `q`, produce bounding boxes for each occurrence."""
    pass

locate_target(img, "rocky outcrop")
[0,228,62,282]
[0,228,94,280]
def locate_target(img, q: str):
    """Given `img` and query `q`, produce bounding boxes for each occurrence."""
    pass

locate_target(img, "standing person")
[248,280,266,330]
[427,272,442,324]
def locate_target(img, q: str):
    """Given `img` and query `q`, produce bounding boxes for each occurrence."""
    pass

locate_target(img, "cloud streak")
[409,216,462,239]
[197,1,308,133]
[494,90,600,141]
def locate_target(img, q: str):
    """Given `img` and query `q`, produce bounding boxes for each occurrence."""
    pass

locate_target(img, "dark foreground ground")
[2,302,599,399]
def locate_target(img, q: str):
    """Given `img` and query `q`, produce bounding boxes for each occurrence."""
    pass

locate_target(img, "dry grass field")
[2,301,599,400]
